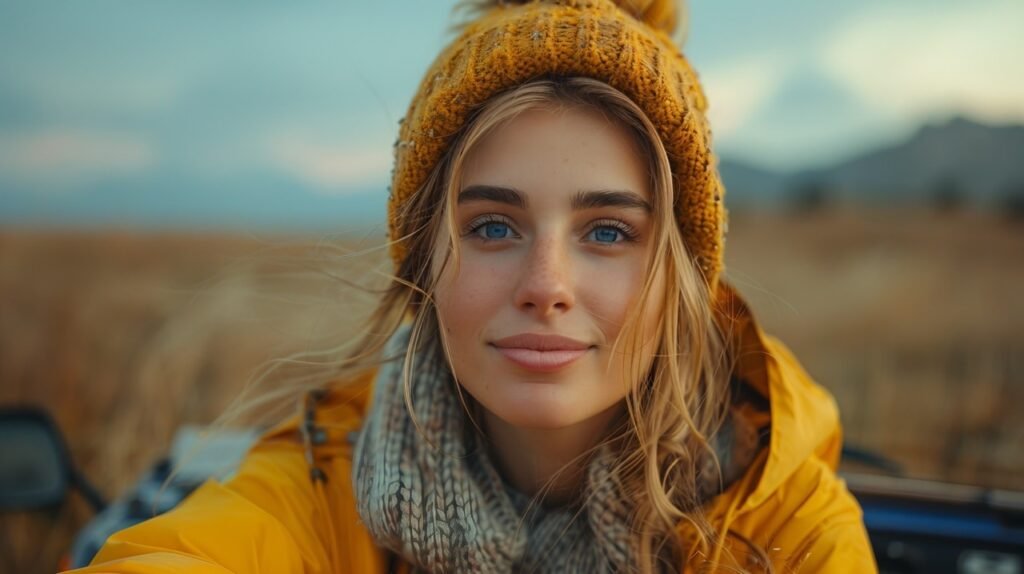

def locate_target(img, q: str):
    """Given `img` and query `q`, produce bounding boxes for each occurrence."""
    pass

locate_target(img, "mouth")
[489,333,595,373]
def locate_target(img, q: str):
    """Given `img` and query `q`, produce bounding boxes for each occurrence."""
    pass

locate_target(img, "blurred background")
[1,0,1022,571]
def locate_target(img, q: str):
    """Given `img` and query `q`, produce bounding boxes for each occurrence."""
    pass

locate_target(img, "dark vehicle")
[2,406,1022,573]
[0,407,256,571]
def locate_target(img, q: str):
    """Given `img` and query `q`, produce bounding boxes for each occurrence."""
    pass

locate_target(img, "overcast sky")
[1,0,1022,224]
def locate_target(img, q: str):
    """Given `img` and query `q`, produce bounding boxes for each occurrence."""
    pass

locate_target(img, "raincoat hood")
[710,283,844,515]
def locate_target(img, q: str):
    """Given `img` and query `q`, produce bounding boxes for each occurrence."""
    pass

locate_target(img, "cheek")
[434,253,514,337]
[585,258,665,389]
[578,256,651,331]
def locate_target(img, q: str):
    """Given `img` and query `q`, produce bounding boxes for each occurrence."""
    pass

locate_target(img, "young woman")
[69,1,876,572]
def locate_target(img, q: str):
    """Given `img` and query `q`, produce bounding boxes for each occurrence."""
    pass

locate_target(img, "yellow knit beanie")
[388,0,726,288]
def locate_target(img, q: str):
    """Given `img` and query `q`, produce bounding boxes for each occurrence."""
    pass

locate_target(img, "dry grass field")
[1,209,1022,572]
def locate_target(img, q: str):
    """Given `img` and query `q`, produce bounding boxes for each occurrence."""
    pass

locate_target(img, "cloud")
[0,129,155,190]
[822,0,1024,124]
[264,133,392,194]
[712,65,889,169]
[701,53,790,139]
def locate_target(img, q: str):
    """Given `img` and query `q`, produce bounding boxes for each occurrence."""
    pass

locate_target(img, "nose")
[512,233,575,317]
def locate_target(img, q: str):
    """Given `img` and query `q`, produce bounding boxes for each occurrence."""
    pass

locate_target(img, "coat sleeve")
[63,436,387,574]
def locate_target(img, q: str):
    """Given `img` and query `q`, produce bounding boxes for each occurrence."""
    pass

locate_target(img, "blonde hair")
[362,77,752,572]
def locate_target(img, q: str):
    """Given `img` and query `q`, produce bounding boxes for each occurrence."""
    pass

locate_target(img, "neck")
[481,401,626,507]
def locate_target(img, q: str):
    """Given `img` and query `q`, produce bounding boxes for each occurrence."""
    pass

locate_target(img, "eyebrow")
[457,185,652,213]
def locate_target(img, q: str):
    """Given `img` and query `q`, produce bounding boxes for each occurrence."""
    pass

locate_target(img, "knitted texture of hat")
[387,0,726,287]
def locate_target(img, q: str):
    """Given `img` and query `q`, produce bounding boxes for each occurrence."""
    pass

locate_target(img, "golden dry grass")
[0,209,1021,572]
[0,229,386,572]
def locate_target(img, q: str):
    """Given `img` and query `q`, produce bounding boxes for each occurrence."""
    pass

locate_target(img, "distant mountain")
[0,169,387,233]
[720,116,1024,208]
[716,158,789,206]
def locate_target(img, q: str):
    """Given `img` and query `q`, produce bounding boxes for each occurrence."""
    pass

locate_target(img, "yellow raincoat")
[66,286,878,573]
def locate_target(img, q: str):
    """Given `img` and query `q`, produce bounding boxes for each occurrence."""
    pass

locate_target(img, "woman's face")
[432,104,666,430]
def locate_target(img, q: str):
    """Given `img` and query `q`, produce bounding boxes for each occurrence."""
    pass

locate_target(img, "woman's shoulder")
[689,375,875,572]
[66,368,388,574]
[700,452,875,572]
[69,427,390,573]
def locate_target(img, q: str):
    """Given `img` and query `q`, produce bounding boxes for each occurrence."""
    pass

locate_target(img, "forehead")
[459,105,652,205]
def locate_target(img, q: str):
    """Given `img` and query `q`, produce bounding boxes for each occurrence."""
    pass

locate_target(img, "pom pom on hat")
[460,0,682,35]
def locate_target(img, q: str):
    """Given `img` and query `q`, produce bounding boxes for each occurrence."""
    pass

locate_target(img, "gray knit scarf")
[352,324,761,573]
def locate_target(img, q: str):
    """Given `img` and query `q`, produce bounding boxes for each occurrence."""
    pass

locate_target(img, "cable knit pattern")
[353,324,631,572]
[352,324,765,573]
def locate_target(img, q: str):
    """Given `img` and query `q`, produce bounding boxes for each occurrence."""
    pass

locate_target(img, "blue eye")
[589,227,622,243]
[465,216,518,242]
[481,222,511,239]
[586,219,640,244]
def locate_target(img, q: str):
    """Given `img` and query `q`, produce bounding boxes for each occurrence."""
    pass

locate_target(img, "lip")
[491,333,592,351]
[490,333,594,373]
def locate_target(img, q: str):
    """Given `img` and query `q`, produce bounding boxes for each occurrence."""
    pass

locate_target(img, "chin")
[491,407,582,430]
[477,382,596,430]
